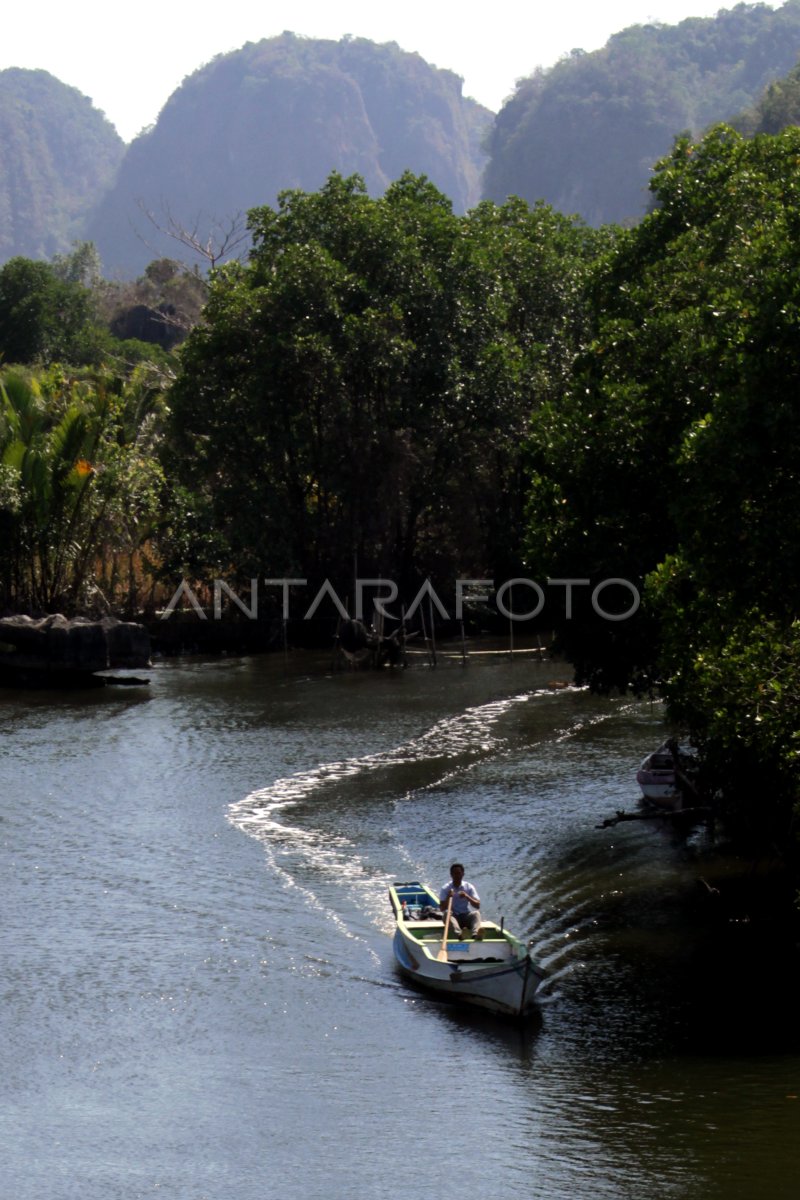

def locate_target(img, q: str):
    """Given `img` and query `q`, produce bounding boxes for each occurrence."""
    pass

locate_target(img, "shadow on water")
[389,968,544,1060]
[0,683,153,721]
[528,822,800,1063]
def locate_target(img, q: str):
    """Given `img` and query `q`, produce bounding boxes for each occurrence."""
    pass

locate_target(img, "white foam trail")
[228,689,554,943]
[228,683,616,967]
[230,689,539,831]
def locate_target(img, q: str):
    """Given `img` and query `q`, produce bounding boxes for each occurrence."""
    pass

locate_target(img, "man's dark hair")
[450,862,464,872]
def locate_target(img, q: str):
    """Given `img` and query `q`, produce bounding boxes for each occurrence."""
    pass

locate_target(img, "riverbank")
[0,613,151,687]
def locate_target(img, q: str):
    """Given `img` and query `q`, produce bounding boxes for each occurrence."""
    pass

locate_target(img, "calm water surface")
[1,651,799,1199]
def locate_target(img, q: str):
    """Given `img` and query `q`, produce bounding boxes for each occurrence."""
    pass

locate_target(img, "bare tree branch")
[134,199,251,271]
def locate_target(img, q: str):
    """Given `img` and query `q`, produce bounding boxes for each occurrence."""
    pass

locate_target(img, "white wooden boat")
[636,745,680,805]
[636,742,697,808]
[388,881,545,1018]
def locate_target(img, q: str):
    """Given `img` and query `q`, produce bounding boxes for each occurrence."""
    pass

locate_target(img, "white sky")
[1,0,780,142]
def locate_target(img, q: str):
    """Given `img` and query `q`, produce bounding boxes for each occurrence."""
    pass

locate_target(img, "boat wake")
[228,684,637,985]
[228,689,577,943]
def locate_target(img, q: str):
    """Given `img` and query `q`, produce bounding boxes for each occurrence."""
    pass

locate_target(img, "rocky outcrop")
[87,34,493,275]
[0,68,124,263]
[0,614,151,687]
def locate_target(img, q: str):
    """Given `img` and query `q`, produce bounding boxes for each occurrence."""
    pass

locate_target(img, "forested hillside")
[484,1,800,225]
[87,35,492,276]
[6,14,800,273]
[0,69,124,261]
[732,56,800,130]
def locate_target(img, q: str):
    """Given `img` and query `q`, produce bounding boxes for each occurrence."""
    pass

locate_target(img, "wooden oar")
[437,894,453,962]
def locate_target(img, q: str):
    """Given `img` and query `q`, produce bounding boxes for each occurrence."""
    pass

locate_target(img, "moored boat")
[636,741,696,808]
[388,881,545,1018]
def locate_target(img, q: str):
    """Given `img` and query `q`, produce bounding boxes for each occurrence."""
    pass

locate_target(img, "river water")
[1,650,799,1199]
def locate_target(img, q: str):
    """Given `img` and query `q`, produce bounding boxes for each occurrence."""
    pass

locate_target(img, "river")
[1,650,799,1199]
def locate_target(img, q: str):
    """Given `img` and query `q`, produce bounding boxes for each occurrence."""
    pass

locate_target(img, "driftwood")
[596,805,712,829]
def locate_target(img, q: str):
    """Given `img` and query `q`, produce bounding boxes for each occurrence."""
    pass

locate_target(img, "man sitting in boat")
[439,863,484,940]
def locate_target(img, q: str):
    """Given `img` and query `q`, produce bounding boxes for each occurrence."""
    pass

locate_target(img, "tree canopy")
[166,171,598,595]
[0,256,104,365]
[525,123,800,849]
[732,55,800,133]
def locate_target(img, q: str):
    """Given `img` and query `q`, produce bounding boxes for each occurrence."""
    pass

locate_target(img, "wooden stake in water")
[428,589,437,668]
[419,601,430,667]
[331,615,341,672]
[401,604,408,669]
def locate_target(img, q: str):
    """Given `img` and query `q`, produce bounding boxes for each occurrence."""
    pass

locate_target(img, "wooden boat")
[636,741,696,808]
[388,881,545,1018]
[636,745,679,805]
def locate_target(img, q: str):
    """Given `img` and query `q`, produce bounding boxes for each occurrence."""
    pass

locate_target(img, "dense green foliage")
[0,245,199,370]
[0,256,104,365]
[0,68,123,262]
[167,172,598,592]
[484,1,800,225]
[87,35,493,276]
[526,125,800,850]
[0,367,167,613]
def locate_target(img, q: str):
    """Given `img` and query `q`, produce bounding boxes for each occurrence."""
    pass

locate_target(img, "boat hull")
[636,744,685,808]
[637,774,680,805]
[389,882,545,1018]
[393,930,544,1017]
[634,742,709,832]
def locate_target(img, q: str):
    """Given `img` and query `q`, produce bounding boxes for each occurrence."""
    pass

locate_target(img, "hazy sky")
[1,0,779,141]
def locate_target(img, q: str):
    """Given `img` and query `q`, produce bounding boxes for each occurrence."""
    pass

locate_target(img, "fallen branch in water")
[697,876,721,897]
[596,806,712,829]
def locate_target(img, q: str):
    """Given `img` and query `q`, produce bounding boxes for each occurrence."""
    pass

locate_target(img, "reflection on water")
[1,651,799,1200]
